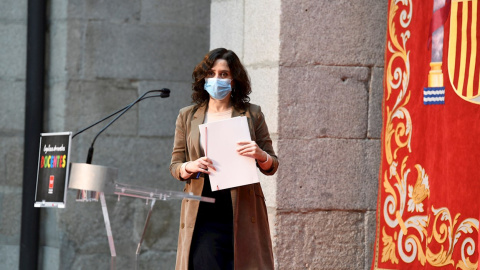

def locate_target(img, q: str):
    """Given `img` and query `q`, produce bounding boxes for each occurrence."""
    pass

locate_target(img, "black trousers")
[188,175,234,270]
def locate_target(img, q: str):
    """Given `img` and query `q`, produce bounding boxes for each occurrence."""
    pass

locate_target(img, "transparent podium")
[68,163,214,269]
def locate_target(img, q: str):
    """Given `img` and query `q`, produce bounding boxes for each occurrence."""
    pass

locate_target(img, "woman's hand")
[236,141,267,162]
[237,141,273,171]
[185,157,216,175]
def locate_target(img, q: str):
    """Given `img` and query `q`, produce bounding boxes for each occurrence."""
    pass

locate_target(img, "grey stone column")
[277,1,386,269]
[211,0,387,269]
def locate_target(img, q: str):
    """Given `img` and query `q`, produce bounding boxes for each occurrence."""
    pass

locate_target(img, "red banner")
[373,0,480,269]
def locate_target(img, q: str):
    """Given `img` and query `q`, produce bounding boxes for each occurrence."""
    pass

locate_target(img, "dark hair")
[191,48,251,109]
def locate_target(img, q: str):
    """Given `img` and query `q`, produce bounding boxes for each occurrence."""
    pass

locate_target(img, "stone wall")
[1,0,210,269]
[1,0,387,269]
[44,0,210,268]
[0,0,27,268]
[276,1,387,269]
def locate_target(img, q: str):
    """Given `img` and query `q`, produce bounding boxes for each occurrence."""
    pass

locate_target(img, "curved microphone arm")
[72,94,164,139]
[77,88,170,163]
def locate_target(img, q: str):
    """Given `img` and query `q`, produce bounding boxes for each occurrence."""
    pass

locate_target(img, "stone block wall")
[276,0,387,269]
[1,0,387,268]
[0,0,27,268]
[1,0,209,267]
[44,0,210,268]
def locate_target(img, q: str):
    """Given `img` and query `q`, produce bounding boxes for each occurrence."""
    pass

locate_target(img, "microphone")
[159,88,170,98]
[85,88,170,163]
[74,88,170,201]
[73,89,170,139]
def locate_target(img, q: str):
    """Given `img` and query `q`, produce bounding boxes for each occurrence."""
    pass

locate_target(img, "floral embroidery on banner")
[375,0,479,269]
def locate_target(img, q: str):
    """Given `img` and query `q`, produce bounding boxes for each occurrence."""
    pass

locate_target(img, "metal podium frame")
[68,163,214,269]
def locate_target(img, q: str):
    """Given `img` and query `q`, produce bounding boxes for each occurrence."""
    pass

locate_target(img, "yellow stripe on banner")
[467,0,477,97]
[457,1,469,95]
[449,0,459,92]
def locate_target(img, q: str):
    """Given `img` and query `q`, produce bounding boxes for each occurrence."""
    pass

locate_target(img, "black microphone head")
[158,88,170,98]
[150,88,170,94]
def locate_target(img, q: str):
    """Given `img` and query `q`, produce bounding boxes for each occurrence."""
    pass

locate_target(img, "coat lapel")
[231,106,246,118]
[190,104,207,159]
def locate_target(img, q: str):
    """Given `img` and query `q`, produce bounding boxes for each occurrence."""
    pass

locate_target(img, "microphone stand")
[75,89,170,201]
[71,88,169,261]
[88,89,169,162]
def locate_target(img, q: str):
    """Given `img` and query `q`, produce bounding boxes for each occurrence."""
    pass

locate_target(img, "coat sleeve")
[252,106,279,176]
[170,109,188,181]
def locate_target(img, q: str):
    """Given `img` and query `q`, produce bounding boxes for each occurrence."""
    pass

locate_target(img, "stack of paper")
[199,116,259,191]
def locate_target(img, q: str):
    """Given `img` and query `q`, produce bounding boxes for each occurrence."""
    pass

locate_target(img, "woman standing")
[170,48,279,270]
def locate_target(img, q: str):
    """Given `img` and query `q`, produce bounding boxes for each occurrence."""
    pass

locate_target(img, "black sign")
[35,132,72,208]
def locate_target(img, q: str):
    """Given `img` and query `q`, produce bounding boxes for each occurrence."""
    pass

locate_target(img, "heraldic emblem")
[447,0,480,104]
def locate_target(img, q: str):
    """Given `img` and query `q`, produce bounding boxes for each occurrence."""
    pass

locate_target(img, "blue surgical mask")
[204,78,232,100]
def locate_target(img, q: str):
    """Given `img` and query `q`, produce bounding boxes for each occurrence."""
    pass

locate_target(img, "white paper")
[199,116,259,191]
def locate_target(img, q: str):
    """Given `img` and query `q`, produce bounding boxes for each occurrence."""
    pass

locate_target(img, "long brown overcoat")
[170,102,279,270]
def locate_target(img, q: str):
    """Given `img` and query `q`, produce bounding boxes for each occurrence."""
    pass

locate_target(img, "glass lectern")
[69,162,214,269]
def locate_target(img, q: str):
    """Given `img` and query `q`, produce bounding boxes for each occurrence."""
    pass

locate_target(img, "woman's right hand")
[185,157,216,175]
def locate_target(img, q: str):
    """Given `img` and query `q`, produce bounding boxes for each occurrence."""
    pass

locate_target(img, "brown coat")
[170,103,279,270]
